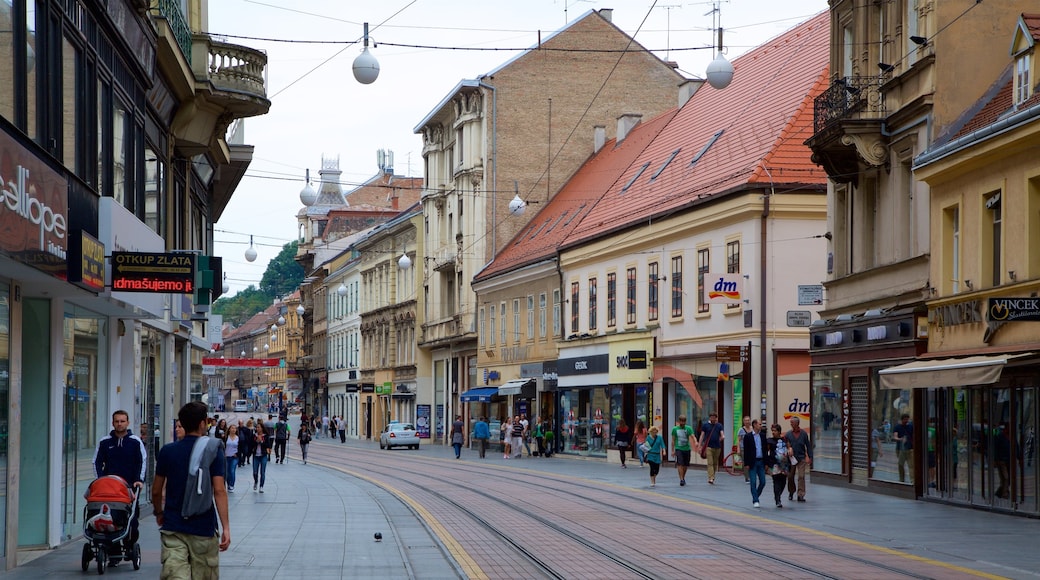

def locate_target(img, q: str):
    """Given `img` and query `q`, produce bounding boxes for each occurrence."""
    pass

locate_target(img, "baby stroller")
[81,475,142,574]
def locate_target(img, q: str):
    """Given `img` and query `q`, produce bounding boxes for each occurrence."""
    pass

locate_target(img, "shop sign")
[616,350,647,369]
[111,251,196,293]
[988,297,1040,322]
[202,357,283,368]
[557,354,609,376]
[705,272,742,305]
[0,129,69,276]
[67,230,106,292]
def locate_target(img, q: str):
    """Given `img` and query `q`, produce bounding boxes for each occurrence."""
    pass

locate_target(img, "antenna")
[656,4,682,60]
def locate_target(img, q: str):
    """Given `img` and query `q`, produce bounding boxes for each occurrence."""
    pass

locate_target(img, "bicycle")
[720,445,745,476]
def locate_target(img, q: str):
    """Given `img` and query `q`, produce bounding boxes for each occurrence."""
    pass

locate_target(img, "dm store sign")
[0,129,69,277]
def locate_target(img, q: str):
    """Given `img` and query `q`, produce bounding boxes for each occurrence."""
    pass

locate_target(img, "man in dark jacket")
[93,409,147,550]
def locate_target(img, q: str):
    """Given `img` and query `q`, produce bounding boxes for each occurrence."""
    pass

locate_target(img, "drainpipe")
[760,168,774,424]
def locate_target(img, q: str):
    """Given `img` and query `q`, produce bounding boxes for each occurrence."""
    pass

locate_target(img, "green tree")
[213,285,271,326]
[260,241,304,299]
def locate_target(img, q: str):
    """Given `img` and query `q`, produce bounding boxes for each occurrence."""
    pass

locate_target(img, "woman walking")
[252,422,272,493]
[633,420,648,467]
[615,419,632,468]
[450,415,465,459]
[223,425,240,492]
[645,425,666,487]
[766,423,790,508]
[298,423,312,464]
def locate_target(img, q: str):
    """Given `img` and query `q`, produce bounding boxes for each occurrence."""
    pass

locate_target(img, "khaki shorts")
[160,530,220,579]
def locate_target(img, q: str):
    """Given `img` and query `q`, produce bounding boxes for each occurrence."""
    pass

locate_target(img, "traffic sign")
[715,345,749,362]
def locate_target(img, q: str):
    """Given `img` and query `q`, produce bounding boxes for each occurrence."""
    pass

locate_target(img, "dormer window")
[1014,51,1032,105]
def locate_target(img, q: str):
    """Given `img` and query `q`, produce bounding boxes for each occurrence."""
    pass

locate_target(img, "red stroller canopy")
[85,475,135,504]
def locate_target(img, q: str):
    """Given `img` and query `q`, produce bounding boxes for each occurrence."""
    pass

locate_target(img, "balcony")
[805,76,887,184]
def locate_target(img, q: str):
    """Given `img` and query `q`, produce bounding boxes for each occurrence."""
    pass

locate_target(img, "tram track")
[298,443,948,579]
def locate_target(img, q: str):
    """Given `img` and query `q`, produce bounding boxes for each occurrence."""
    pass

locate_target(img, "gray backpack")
[182,436,223,517]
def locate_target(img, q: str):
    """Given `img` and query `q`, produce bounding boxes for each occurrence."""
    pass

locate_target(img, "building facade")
[0,0,268,566]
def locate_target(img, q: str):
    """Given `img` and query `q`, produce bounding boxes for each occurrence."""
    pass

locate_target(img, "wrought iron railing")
[155,0,192,66]
[813,76,886,134]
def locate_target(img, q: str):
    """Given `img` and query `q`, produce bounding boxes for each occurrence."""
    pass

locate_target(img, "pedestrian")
[893,413,914,483]
[670,415,695,485]
[520,414,533,457]
[322,414,330,438]
[473,416,490,458]
[870,422,883,471]
[298,423,312,465]
[765,423,789,508]
[698,412,725,484]
[223,424,240,493]
[511,416,524,458]
[450,415,465,459]
[644,425,666,487]
[615,419,632,468]
[533,418,545,457]
[337,415,347,443]
[273,415,290,463]
[239,419,255,466]
[252,421,272,493]
[501,417,511,459]
[737,415,753,482]
[741,419,767,507]
[542,420,554,457]
[174,419,185,441]
[213,418,228,440]
[785,416,812,502]
[633,419,648,467]
[93,410,147,554]
[151,401,231,576]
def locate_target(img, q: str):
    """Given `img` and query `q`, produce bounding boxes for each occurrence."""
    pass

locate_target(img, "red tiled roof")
[1024,13,1040,41]
[564,11,830,247]
[476,110,678,281]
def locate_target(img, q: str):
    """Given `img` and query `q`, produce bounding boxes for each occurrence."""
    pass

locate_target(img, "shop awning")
[653,362,705,407]
[497,378,535,397]
[460,387,498,403]
[878,353,1032,390]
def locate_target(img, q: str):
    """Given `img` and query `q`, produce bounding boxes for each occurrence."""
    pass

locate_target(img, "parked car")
[379,422,419,450]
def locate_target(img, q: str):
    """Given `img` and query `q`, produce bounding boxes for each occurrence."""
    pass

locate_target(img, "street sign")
[786,310,812,327]
[715,345,749,362]
[798,284,824,305]
[111,251,196,293]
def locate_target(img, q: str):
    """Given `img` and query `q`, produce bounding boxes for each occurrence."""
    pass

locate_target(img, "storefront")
[808,307,927,491]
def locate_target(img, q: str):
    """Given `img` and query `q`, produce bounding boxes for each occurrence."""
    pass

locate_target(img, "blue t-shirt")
[473,421,490,439]
[701,421,724,448]
[155,436,226,537]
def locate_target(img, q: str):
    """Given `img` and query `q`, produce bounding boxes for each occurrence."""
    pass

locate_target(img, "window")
[539,293,547,338]
[983,191,1002,288]
[489,305,496,346]
[570,281,580,334]
[479,306,486,346]
[671,255,683,317]
[943,206,960,295]
[648,262,659,321]
[607,272,617,327]
[527,295,534,340]
[588,278,598,331]
[626,267,637,325]
[553,289,561,337]
[513,298,520,343]
[697,248,710,313]
[726,241,740,309]
[1015,53,1032,105]
[500,302,506,345]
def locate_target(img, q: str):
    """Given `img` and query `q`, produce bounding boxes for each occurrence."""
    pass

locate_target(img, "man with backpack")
[152,401,230,576]
[273,415,290,464]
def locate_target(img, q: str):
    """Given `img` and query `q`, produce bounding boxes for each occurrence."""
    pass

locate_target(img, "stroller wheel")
[81,543,92,571]
[132,543,142,570]
[96,545,107,574]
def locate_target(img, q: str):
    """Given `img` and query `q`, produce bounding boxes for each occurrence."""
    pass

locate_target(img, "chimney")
[593,125,606,153]
[599,8,613,23]
[678,79,704,108]
[616,113,642,143]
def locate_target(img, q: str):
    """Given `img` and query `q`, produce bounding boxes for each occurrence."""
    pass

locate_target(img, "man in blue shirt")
[699,412,725,484]
[93,410,147,551]
[152,401,231,577]
[473,416,490,459]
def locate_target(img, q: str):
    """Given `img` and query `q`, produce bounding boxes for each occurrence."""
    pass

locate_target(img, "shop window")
[869,372,913,485]
[812,369,844,475]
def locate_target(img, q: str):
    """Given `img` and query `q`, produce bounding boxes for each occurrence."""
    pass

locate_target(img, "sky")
[207,0,829,296]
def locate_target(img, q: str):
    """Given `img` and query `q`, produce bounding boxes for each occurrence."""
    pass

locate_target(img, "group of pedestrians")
[628,414,814,508]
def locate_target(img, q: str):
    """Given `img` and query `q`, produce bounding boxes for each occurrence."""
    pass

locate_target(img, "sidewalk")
[7,436,1040,579]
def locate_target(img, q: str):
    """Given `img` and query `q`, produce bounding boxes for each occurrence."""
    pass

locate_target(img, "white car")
[379,422,420,450]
